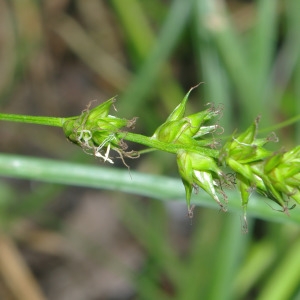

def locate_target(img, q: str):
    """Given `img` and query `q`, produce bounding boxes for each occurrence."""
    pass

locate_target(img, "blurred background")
[1,0,300,299]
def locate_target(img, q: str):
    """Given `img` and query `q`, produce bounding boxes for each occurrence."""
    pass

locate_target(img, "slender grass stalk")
[0,153,299,225]
[0,112,219,157]
[117,132,219,157]
[0,113,65,127]
[257,238,300,300]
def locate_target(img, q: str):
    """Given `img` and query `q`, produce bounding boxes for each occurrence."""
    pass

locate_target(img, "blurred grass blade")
[0,153,300,225]
[195,1,254,113]
[195,0,276,125]
[123,200,183,288]
[257,238,300,300]
[118,0,195,116]
[193,3,232,130]
[54,14,131,90]
[111,0,184,113]
[205,215,249,300]
[270,0,300,110]
[232,240,276,299]
[251,0,278,90]
[110,0,155,60]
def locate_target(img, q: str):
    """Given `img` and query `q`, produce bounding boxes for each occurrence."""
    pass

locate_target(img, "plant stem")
[118,132,219,157]
[258,113,300,134]
[0,112,219,157]
[0,113,65,127]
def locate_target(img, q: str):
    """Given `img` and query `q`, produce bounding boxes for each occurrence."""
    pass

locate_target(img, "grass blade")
[0,153,300,225]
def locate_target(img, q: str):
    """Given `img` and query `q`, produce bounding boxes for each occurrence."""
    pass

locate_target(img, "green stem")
[0,113,65,127]
[118,132,219,158]
[0,112,220,158]
[258,113,300,134]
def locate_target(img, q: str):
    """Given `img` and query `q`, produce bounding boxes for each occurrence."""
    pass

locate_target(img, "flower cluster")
[63,97,135,163]
[61,87,300,229]
[151,86,228,214]
[219,116,300,229]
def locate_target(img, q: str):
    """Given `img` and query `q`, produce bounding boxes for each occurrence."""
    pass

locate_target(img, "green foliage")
[1,0,300,299]
[52,87,300,233]
[3,84,300,233]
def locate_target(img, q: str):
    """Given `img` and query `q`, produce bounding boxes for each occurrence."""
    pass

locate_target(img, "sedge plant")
[0,85,299,232]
